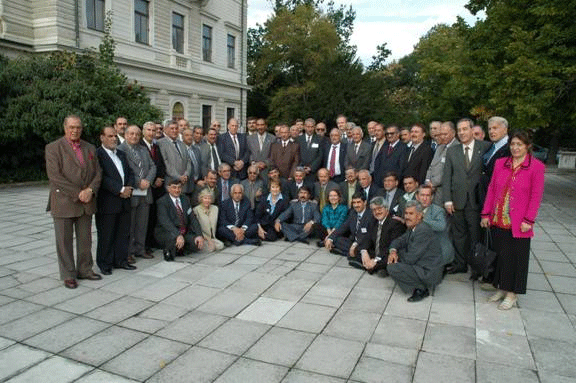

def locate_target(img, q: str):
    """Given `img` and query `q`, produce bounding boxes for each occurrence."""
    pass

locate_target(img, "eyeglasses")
[248,171,258,175]
[385,132,397,136]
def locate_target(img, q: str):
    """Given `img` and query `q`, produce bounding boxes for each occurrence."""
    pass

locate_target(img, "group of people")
[46,114,544,308]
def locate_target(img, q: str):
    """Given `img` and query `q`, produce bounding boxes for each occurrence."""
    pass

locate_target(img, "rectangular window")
[227,107,235,124]
[134,0,149,44]
[86,0,105,31]
[227,34,235,69]
[202,105,212,132]
[202,24,212,62]
[172,12,184,53]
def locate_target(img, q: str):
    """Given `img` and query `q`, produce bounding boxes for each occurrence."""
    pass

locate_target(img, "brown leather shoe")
[127,255,136,264]
[135,252,154,259]
[64,279,78,289]
[77,271,102,281]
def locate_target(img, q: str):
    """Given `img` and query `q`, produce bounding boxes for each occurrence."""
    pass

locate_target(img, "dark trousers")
[260,224,283,241]
[217,224,258,245]
[96,210,130,271]
[492,227,530,294]
[450,204,480,270]
[53,215,94,280]
[155,230,201,257]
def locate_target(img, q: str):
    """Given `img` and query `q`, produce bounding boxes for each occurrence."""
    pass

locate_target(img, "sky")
[247,0,484,65]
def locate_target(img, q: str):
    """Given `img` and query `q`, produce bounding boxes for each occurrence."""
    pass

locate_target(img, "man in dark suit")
[339,168,360,208]
[375,125,407,186]
[480,116,510,204]
[199,128,222,177]
[350,196,405,274]
[382,171,403,216]
[344,127,371,171]
[119,126,156,261]
[216,163,239,203]
[182,127,203,198]
[285,167,312,201]
[269,125,299,180]
[314,168,340,213]
[217,183,261,246]
[46,115,102,288]
[387,201,443,302]
[323,128,347,183]
[218,118,249,180]
[400,123,434,185]
[357,170,382,202]
[155,180,204,261]
[275,186,322,243]
[96,126,136,275]
[325,192,371,257]
[298,118,324,182]
[442,118,491,274]
[397,175,419,218]
[369,123,387,184]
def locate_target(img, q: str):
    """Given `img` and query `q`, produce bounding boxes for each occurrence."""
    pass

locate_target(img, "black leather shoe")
[330,249,344,256]
[163,249,174,261]
[116,263,137,270]
[100,269,112,276]
[407,288,430,302]
[317,240,325,248]
[367,260,387,275]
[348,259,365,271]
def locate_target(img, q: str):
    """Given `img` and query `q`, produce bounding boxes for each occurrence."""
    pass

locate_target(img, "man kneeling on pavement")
[387,200,444,302]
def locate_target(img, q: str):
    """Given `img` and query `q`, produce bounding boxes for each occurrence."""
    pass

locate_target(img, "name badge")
[187,208,192,215]
[361,228,367,233]
[441,157,445,163]
[311,143,319,148]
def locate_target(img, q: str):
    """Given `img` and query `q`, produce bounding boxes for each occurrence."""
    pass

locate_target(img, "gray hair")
[230,183,244,193]
[143,121,156,130]
[405,200,424,213]
[197,188,215,203]
[352,126,364,137]
[218,163,231,172]
[369,196,389,210]
[488,116,509,130]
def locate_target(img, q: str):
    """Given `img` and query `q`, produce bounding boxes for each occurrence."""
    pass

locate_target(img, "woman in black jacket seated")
[256,180,289,241]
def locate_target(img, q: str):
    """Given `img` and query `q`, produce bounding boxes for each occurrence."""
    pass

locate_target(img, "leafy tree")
[367,43,392,72]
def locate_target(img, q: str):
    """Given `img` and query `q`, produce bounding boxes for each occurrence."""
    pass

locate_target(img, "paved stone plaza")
[0,171,575,383]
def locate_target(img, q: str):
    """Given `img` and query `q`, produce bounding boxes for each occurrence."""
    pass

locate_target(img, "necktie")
[431,141,437,151]
[320,186,326,211]
[307,136,311,147]
[211,144,220,170]
[387,143,393,155]
[131,148,143,178]
[464,146,470,168]
[222,181,228,200]
[355,144,359,155]
[355,213,362,233]
[188,147,199,180]
[370,142,380,172]
[175,199,186,234]
[484,143,496,165]
[150,144,158,162]
[407,146,415,162]
[259,135,264,151]
[301,202,306,224]
[173,140,182,157]
[329,145,337,177]
[233,135,239,159]
[375,221,383,258]
[234,203,239,226]
[70,141,85,166]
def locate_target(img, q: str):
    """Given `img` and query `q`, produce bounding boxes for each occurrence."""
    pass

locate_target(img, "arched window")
[172,102,184,120]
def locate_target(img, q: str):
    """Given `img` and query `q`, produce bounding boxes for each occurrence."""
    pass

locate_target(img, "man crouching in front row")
[155,180,204,261]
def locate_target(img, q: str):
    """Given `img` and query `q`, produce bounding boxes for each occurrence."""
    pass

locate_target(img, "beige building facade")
[0,0,248,132]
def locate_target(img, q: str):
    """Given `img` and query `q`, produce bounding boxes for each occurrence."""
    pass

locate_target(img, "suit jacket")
[323,142,347,178]
[199,141,222,177]
[216,177,240,203]
[269,141,300,179]
[314,181,341,205]
[285,179,313,201]
[372,140,407,187]
[157,136,192,193]
[218,197,254,229]
[359,184,383,203]
[328,207,372,245]
[155,193,202,241]
[184,144,202,184]
[401,142,434,185]
[383,188,403,215]
[255,194,289,227]
[339,180,361,208]
[241,178,265,210]
[218,132,249,179]
[442,139,491,210]
[141,139,166,199]
[479,138,510,204]
[96,147,135,215]
[193,204,219,240]
[45,137,102,217]
[390,222,442,281]
[425,139,457,205]
[481,155,545,238]
[359,215,406,258]
[118,142,156,205]
[297,134,324,175]
[344,140,371,171]
[247,132,275,166]
[277,200,321,225]
[397,191,417,217]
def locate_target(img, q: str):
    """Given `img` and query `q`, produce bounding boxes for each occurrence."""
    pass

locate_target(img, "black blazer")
[155,193,202,240]
[359,184,383,203]
[328,207,372,244]
[339,180,361,207]
[215,177,240,203]
[358,215,406,258]
[142,140,166,199]
[96,147,135,214]
[372,140,407,187]
[297,134,324,175]
[218,197,254,228]
[401,143,434,185]
[218,132,249,179]
[285,179,313,201]
[255,194,289,227]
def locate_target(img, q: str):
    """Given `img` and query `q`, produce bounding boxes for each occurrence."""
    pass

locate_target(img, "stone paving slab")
[0,175,575,382]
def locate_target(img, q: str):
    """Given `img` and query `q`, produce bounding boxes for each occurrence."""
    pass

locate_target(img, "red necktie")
[329,145,337,177]
[70,141,85,166]
[175,199,186,235]
[387,144,393,155]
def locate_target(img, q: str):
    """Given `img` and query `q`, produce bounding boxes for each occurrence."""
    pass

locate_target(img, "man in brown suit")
[269,125,299,180]
[45,115,102,288]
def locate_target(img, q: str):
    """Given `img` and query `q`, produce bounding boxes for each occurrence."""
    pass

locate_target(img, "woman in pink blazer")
[480,131,545,310]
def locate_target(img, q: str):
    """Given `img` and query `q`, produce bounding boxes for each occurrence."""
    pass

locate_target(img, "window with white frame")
[227,34,236,69]
[172,12,184,53]
[87,0,105,31]
[202,24,212,62]
[202,104,212,131]
[135,0,149,44]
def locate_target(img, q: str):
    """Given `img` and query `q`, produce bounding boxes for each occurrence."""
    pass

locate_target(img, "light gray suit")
[344,140,371,171]
[247,132,275,166]
[118,142,156,257]
[199,142,221,177]
[157,136,192,193]
[423,203,454,266]
[442,139,491,270]
[425,139,456,205]
[241,178,265,210]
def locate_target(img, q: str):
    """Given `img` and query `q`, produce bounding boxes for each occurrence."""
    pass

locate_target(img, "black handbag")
[468,228,497,279]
